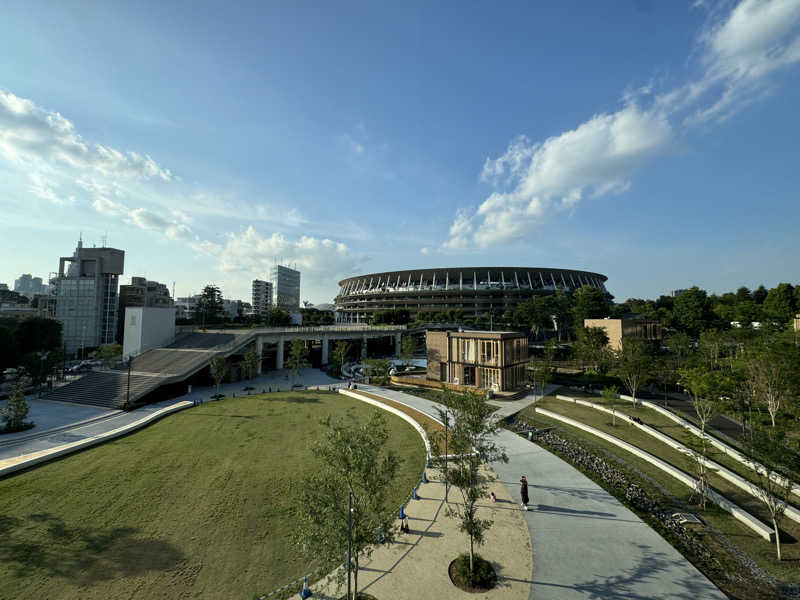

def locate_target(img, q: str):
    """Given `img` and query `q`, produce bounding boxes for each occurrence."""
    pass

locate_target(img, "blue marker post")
[422,471,428,483]
[399,504,406,520]
[412,486,419,500]
[300,576,312,599]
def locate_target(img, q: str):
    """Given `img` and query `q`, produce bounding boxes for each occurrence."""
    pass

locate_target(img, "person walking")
[520,475,530,510]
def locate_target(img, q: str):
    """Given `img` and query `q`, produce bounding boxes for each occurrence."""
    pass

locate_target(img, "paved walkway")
[359,385,727,600]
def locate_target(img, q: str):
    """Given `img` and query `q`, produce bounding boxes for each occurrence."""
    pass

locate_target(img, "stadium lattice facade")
[335,267,608,323]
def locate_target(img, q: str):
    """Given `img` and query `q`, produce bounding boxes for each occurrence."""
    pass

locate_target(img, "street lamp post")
[346,490,354,600]
[126,356,133,406]
[444,409,449,503]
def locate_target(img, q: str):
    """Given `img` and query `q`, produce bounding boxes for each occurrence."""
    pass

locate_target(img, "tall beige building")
[583,317,661,351]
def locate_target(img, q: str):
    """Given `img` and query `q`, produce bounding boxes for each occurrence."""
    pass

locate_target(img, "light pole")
[346,490,354,600]
[443,409,449,503]
[126,356,133,406]
[37,351,48,398]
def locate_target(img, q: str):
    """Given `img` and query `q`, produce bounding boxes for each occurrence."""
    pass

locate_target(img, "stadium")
[335,266,608,323]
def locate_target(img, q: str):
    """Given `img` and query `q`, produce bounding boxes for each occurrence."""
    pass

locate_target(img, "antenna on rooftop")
[101,232,108,247]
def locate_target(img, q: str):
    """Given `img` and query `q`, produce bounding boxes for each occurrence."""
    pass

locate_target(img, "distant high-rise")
[55,239,125,354]
[14,273,47,297]
[270,265,300,311]
[252,279,273,317]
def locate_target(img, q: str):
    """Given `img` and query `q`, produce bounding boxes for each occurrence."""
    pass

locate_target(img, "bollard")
[422,471,428,483]
[399,504,406,520]
[412,486,419,500]
[377,526,384,544]
[426,458,431,468]
[300,575,312,599]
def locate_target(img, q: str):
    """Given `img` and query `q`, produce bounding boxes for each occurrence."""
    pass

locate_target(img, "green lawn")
[0,391,426,600]
[521,396,800,583]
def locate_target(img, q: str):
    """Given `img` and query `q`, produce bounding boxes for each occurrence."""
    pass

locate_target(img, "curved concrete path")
[361,385,727,600]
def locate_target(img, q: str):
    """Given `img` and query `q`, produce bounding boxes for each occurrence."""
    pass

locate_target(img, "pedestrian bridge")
[45,324,406,409]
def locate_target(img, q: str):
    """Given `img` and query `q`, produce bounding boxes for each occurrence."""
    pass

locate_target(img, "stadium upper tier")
[335,267,608,323]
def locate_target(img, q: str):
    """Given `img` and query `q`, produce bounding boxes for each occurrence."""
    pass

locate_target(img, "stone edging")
[338,389,432,460]
[614,394,800,500]
[555,394,800,526]
[0,401,193,478]
[536,407,775,541]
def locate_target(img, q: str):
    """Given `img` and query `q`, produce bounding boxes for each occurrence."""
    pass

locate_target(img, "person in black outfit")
[520,475,530,510]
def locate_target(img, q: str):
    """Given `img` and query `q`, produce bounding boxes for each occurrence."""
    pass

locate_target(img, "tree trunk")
[469,534,474,575]
[773,518,782,561]
[769,411,776,428]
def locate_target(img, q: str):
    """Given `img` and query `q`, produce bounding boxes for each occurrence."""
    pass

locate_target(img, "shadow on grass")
[0,513,183,584]
[283,396,321,404]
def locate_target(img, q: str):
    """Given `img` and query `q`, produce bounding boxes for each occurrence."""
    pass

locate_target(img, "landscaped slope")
[0,391,426,600]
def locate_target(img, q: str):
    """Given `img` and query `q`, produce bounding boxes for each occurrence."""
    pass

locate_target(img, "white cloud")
[91,195,193,241]
[446,104,672,249]
[688,0,800,123]
[28,174,75,205]
[0,90,173,180]
[216,225,365,283]
[420,247,431,255]
[444,0,800,250]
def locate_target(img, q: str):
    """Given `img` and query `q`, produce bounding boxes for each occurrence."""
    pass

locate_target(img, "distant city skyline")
[2,1,799,303]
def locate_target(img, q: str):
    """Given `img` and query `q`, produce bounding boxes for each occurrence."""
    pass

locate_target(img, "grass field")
[0,391,426,600]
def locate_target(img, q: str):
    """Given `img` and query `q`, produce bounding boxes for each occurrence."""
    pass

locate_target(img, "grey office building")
[270,265,300,311]
[55,239,125,354]
[252,279,273,317]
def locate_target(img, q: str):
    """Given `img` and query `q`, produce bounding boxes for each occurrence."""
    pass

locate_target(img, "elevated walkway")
[44,326,404,409]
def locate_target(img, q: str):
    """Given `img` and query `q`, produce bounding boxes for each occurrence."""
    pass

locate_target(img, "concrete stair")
[44,371,160,409]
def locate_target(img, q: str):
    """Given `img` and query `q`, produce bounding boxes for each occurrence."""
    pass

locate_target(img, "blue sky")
[1,0,799,304]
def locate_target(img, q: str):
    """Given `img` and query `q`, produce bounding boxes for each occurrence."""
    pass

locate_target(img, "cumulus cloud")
[443,0,800,250]
[446,104,672,249]
[216,225,365,282]
[0,90,173,180]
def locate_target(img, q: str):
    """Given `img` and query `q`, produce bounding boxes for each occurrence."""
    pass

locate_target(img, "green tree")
[242,347,260,380]
[572,285,609,332]
[752,285,768,304]
[400,335,418,368]
[285,339,311,380]
[197,285,224,327]
[293,411,400,600]
[92,343,122,364]
[612,338,651,407]
[13,317,62,356]
[514,297,551,340]
[430,389,507,578]
[265,308,292,327]
[573,326,610,373]
[602,385,619,426]
[209,355,227,397]
[2,383,31,432]
[745,347,790,428]
[744,426,795,560]
[672,286,711,336]
[331,341,351,375]
[762,283,796,326]
[678,367,729,436]
[361,358,392,385]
